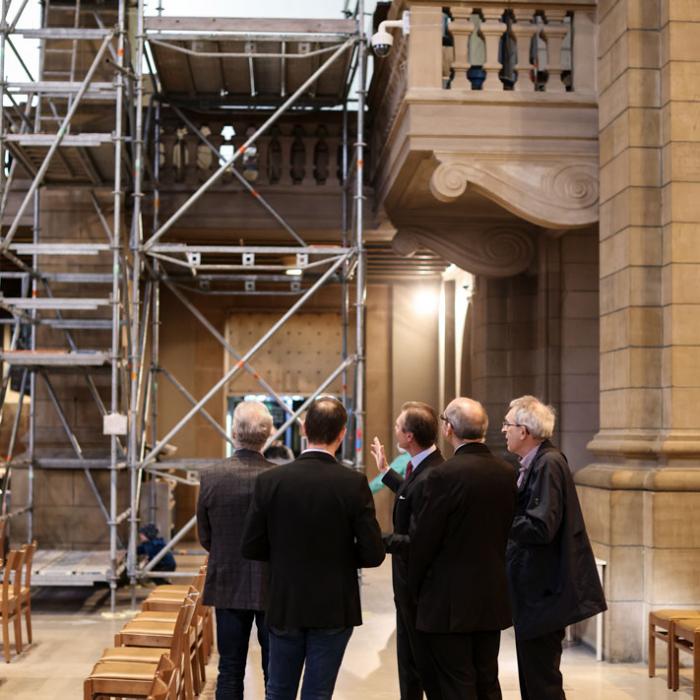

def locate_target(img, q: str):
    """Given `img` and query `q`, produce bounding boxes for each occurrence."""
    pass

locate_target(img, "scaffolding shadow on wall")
[0,0,369,607]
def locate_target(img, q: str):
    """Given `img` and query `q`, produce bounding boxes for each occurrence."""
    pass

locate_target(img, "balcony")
[149,112,357,236]
[368,0,598,267]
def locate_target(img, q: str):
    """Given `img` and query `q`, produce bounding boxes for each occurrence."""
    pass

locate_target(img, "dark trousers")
[416,629,502,700]
[396,598,440,700]
[396,602,424,700]
[515,628,566,700]
[215,607,269,700]
[266,626,353,700]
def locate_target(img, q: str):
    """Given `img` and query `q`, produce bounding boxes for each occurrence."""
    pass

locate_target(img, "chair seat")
[89,660,159,680]
[153,584,189,593]
[134,611,177,622]
[122,619,176,632]
[651,609,700,626]
[673,618,700,637]
[100,646,169,663]
[146,591,188,601]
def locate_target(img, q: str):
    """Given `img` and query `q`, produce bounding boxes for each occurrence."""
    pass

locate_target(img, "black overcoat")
[241,450,385,629]
[196,449,274,609]
[506,440,607,640]
[408,442,517,634]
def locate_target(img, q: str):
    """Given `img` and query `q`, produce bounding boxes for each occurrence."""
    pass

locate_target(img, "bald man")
[408,398,517,700]
[197,400,275,700]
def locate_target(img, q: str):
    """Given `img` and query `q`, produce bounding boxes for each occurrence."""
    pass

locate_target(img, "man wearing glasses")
[502,395,606,700]
[407,397,517,699]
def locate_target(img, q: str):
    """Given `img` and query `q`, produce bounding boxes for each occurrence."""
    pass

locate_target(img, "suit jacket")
[506,440,607,640]
[241,450,385,629]
[196,449,274,609]
[381,448,444,604]
[408,442,517,634]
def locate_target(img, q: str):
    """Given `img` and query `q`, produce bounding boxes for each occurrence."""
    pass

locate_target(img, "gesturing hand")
[370,436,388,473]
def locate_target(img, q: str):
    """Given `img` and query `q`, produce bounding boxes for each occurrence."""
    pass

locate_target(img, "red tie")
[405,460,414,479]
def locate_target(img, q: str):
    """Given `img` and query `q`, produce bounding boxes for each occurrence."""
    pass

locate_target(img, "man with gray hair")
[502,395,606,700]
[197,400,275,700]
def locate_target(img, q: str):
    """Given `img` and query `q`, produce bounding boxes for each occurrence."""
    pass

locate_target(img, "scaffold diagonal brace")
[141,250,351,465]
[144,37,354,250]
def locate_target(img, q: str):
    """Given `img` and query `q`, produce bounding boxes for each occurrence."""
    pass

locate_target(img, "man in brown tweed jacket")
[197,400,276,700]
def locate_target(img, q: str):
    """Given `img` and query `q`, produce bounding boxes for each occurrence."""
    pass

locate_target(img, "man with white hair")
[502,395,606,700]
[197,400,275,700]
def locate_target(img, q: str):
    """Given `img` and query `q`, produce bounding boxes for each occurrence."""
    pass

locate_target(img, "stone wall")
[578,0,700,662]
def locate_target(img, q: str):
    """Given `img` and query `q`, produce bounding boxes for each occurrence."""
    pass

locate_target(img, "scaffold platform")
[31,549,126,587]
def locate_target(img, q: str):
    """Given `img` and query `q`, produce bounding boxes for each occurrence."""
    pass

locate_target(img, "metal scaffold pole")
[340,102,350,462]
[128,0,146,601]
[149,99,161,528]
[354,0,367,471]
[0,0,7,205]
[109,0,127,612]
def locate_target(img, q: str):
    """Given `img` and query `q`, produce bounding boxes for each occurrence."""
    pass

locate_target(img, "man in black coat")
[502,395,606,700]
[371,401,444,700]
[197,400,275,700]
[241,396,385,700]
[408,397,517,700]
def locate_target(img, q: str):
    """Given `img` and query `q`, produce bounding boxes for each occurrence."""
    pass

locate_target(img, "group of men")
[196,393,606,700]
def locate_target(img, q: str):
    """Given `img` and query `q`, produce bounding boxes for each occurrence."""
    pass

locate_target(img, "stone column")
[577,0,700,661]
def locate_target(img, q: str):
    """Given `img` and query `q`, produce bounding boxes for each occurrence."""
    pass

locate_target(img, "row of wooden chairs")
[0,541,37,663]
[84,565,214,699]
[649,608,700,697]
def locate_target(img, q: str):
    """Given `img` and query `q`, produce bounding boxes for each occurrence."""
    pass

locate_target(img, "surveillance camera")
[371,29,394,58]
[370,12,410,58]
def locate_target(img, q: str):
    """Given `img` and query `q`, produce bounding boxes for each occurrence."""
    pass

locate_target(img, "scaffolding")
[0,0,368,608]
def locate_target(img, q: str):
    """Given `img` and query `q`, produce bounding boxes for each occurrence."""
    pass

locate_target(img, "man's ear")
[300,420,307,438]
[338,426,347,444]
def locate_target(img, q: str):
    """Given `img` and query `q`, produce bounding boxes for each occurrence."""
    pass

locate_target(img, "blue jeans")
[215,608,269,700]
[266,626,353,700]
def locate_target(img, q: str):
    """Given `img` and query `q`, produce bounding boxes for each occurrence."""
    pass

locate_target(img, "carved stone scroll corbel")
[392,225,535,278]
[429,157,598,229]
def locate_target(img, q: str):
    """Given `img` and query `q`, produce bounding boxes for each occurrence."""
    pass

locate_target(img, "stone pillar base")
[576,462,700,662]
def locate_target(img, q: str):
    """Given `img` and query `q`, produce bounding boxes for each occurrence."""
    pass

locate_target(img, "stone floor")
[0,560,694,699]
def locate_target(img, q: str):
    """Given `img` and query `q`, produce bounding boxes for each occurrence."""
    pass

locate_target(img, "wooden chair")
[0,549,23,662]
[148,565,207,598]
[670,616,700,697]
[649,608,700,688]
[143,567,213,665]
[84,651,176,700]
[19,541,36,647]
[115,591,202,698]
[98,596,196,699]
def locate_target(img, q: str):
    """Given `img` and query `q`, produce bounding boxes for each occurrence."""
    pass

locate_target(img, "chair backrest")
[168,591,197,660]
[147,654,176,700]
[21,541,37,590]
[0,518,6,553]
[2,549,18,598]
[10,548,24,598]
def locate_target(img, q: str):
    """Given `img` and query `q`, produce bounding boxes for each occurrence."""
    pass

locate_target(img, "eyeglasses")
[502,421,524,430]
[439,413,452,427]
